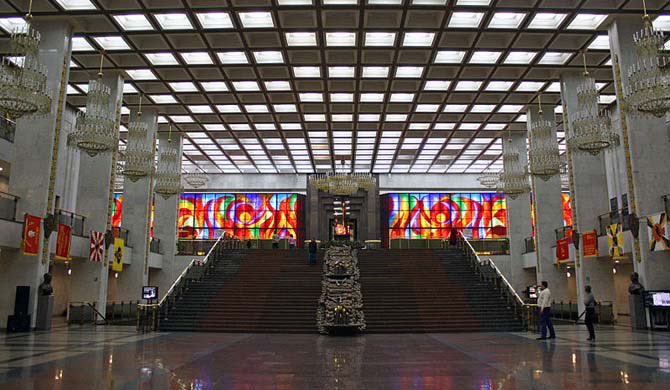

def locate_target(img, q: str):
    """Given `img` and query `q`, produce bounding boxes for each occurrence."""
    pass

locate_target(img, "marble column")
[366,179,379,241]
[608,16,670,290]
[152,131,183,299]
[527,105,569,302]
[0,21,72,328]
[561,72,616,315]
[503,132,534,294]
[69,73,124,319]
[115,109,157,302]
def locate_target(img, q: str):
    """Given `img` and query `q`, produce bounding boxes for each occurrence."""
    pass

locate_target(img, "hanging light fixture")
[0,0,52,119]
[309,160,375,196]
[528,95,561,181]
[184,167,208,188]
[154,125,182,199]
[625,0,670,117]
[477,169,499,188]
[70,52,116,157]
[121,96,153,181]
[497,138,530,199]
[567,53,615,156]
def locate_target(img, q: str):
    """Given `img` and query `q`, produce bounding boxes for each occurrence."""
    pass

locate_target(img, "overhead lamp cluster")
[0,1,51,120]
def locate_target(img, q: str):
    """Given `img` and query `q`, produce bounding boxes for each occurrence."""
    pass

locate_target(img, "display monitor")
[142,286,158,300]
[651,292,670,307]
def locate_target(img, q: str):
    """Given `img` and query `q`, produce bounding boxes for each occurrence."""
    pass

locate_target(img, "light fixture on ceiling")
[625,0,670,118]
[154,125,182,199]
[184,167,208,188]
[497,137,530,199]
[310,160,376,196]
[567,52,617,155]
[122,95,153,182]
[528,95,561,181]
[69,52,116,157]
[477,169,499,188]
[0,1,52,120]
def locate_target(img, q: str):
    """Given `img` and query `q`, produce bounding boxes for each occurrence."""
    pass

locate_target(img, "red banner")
[556,238,569,261]
[55,224,72,261]
[582,230,598,257]
[22,214,41,256]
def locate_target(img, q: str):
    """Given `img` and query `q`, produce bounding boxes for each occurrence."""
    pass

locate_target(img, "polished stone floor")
[0,325,669,389]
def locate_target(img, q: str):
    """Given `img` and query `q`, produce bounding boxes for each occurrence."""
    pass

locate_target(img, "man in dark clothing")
[584,285,597,341]
[308,238,318,265]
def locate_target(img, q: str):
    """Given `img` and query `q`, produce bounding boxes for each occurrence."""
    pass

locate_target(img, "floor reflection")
[0,326,669,389]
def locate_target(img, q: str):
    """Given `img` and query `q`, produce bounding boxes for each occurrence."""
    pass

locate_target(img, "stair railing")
[136,232,228,332]
[458,233,533,331]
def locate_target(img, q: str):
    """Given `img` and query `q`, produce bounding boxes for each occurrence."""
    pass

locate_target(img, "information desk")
[643,291,670,330]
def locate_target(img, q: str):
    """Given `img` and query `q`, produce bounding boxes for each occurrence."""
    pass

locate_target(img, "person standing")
[537,280,556,340]
[308,238,318,266]
[288,234,296,249]
[272,230,280,249]
[584,285,597,341]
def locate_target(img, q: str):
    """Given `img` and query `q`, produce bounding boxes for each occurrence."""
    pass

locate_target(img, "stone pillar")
[503,133,534,294]
[366,179,380,241]
[527,105,569,302]
[0,21,72,328]
[306,184,319,240]
[114,109,157,302]
[561,72,616,315]
[69,73,124,319]
[608,16,670,290]
[152,131,183,299]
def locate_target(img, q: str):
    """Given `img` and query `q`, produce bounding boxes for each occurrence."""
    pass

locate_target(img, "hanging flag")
[607,223,624,258]
[22,214,41,256]
[647,212,670,252]
[112,237,124,272]
[582,230,598,257]
[55,224,72,261]
[556,238,569,261]
[89,230,105,262]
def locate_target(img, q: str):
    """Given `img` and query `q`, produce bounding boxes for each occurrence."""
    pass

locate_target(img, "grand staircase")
[159,249,322,333]
[159,247,523,333]
[358,248,523,333]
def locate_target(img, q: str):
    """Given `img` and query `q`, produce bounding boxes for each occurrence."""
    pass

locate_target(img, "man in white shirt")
[537,280,556,340]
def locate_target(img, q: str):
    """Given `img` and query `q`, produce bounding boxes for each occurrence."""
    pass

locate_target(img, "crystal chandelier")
[567,54,616,156]
[497,139,530,199]
[154,126,182,199]
[625,1,670,118]
[528,96,561,181]
[121,97,153,181]
[477,169,499,188]
[184,168,208,188]
[70,54,116,157]
[0,2,52,119]
[309,160,375,196]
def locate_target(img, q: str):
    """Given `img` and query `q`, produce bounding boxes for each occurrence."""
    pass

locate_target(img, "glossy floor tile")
[0,325,669,389]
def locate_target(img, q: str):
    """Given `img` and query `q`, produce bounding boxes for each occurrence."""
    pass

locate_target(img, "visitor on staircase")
[537,281,556,340]
[272,231,280,249]
[308,239,318,266]
[289,234,296,249]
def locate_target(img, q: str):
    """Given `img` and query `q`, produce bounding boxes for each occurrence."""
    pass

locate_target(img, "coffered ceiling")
[1,0,667,174]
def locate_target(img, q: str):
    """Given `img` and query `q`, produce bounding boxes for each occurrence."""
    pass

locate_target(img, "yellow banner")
[607,223,624,258]
[112,237,124,272]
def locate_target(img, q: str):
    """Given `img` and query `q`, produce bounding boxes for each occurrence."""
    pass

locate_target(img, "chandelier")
[310,160,375,196]
[184,168,208,188]
[625,1,670,118]
[528,96,561,181]
[497,139,530,199]
[567,54,616,156]
[0,2,52,120]
[154,126,182,199]
[121,97,153,181]
[70,54,116,157]
[477,169,499,188]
